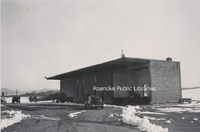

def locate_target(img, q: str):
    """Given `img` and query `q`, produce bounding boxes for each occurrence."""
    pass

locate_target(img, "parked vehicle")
[179,98,192,103]
[84,95,104,109]
[12,96,20,103]
[29,96,37,102]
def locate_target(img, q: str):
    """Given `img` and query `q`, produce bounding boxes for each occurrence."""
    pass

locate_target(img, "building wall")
[150,60,182,104]
[60,70,112,103]
[60,79,74,97]
[60,59,182,104]
[113,70,138,98]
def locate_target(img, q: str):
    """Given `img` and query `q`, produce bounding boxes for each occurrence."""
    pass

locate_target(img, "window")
[82,87,84,97]
[76,87,78,97]
[95,77,97,83]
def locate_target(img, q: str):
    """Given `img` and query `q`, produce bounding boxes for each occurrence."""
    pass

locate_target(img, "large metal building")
[46,57,182,104]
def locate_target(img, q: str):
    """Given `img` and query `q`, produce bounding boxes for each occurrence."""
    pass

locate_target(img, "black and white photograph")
[1,0,200,132]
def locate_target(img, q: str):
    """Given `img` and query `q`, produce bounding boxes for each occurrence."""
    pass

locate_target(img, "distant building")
[46,57,182,104]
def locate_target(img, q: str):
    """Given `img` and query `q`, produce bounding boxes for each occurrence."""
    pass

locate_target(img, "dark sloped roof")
[45,57,150,80]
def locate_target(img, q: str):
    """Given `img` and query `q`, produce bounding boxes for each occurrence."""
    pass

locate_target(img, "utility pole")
[16,89,18,95]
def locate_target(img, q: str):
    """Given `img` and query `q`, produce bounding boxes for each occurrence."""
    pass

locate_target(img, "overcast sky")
[1,0,200,91]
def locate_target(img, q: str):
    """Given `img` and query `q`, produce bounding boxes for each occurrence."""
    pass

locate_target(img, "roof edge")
[45,57,180,80]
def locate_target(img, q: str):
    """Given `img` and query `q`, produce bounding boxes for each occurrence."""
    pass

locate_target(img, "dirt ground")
[1,103,200,132]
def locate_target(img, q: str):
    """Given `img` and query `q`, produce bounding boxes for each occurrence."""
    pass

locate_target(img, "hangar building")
[46,57,182,104]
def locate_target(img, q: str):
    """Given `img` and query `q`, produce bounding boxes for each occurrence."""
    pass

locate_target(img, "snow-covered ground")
[105,88,200,132]
[182,88,200,100]
[106,102,200,132]
[154,100,200,113]
[1,88,200,131]
[1,110,30,130]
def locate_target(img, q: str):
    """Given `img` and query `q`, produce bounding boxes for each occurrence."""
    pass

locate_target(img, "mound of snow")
[121,106,168,132]
[165,120,171,124]
[1,110,30,130]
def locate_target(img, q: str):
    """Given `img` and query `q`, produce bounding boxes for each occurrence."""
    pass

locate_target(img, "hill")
[1,88,59,95]
[182,87,200,90]
[1,88,16,95]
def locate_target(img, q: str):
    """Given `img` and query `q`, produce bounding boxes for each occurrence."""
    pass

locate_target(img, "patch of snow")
[144,116,166,121]
[169,100,200,108]
[65,102,84,106]
[1,110,30,130]
[181,117,185,120]
[68,110,86,118]
[165,120,171,124]
[155,107,183,113]
[155,107,200,113]
[104,104,125,109]
[108,113,114,117]
[32,115,60,120]
[193,118,198,121]
[108,113,120,117]
[151,106,155,108]
[113,113,119,116]
[139,111,167,115]
[121,105,168,132]
[1,104,5,107]
[36,100,53,103]
[187,109,200,113]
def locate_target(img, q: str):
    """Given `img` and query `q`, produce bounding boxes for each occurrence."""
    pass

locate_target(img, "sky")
[1,0,200,91]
